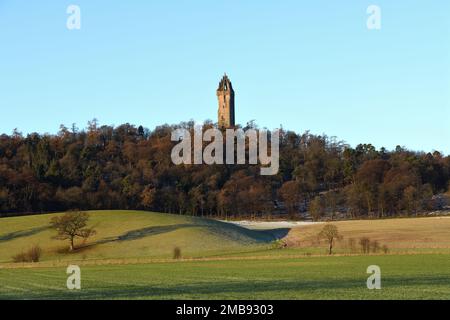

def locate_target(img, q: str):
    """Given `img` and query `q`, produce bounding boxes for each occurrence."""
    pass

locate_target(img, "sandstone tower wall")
[217,74,235,128]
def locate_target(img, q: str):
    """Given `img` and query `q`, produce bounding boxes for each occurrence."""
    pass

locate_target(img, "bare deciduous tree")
[50,210,96,251]
[318,223,342,255]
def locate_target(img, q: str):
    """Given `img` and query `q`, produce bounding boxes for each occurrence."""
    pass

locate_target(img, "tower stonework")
[217,74,235,128]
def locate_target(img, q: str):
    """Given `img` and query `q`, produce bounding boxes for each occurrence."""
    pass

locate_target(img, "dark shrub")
[173,247,182,259]
[12,252,28,263]
[371,240,380,253]
[359,237,371,254]
[348,238,356,253]
[12,245,42,263]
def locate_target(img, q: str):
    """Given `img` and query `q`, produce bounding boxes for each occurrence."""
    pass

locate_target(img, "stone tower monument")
[217,74,235,128]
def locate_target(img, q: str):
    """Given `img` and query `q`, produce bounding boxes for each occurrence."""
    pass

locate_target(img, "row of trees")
[0,120,449,219]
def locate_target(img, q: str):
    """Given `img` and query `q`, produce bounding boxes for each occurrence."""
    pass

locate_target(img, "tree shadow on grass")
[75,220,291,254]
[3,274,449,300]
[117,224,197,241]
[91,224,197,246]
[0,226,50,243]
[94,222,290,246]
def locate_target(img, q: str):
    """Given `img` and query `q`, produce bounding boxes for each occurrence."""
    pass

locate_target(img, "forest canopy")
[0,120,449,219]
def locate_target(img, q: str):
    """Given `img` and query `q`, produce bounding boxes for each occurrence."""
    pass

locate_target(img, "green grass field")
[1,254,449,299]
[1,211,450,299]
[0,211,283,263]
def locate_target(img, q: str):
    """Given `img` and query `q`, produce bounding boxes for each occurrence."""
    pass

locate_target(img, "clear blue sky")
[0,1,449,154]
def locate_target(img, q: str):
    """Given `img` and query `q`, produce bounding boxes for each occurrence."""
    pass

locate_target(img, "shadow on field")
[2,274,449,300]
[92,221,290,247]
[92,224,197,246]
[117,224,196,241]
[0,226,49,243]
[264,228,290,240]
[193,219,290,243]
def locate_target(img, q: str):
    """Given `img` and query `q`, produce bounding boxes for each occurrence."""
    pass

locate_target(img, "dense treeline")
[0,120,449,219]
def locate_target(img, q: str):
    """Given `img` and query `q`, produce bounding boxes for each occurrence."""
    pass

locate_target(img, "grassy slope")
[2,212,450,263]
[1,212,450,299]
[286,216,450,253]
[0,254,449,299]
[0,211,282,263]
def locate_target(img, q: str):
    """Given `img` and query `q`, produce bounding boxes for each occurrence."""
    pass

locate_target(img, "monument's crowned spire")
[218,73,233,92]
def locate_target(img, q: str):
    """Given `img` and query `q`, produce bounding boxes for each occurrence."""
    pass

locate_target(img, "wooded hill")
[1,120,449,219]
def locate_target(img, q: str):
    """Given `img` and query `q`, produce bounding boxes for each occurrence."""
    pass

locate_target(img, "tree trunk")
[329,241,333,255]
[70,236,75,251]
[70,237,74,251]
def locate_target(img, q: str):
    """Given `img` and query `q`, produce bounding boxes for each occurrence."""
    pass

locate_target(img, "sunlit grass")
[0,254,449,299]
